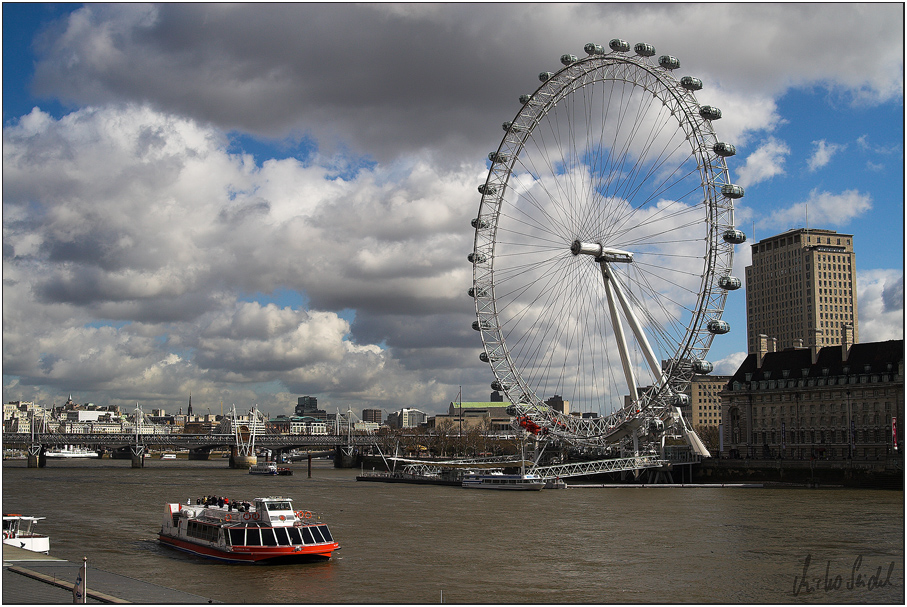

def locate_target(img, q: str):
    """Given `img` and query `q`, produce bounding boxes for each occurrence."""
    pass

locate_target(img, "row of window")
[227,524,332,547]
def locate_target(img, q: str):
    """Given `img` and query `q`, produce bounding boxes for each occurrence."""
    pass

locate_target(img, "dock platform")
[2,545,215,604]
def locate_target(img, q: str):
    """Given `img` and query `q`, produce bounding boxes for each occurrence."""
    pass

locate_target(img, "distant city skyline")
[3,4,903,416]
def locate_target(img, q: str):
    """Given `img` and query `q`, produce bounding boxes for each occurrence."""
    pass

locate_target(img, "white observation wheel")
[470,41,744,451]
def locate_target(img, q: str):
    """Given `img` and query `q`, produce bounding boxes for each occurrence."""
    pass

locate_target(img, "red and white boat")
[158,496,339,563]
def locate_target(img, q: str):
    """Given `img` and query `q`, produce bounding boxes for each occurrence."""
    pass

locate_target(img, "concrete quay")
[2,545,215,604]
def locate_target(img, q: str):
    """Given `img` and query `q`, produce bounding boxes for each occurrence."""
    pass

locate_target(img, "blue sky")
[2,3,903,416]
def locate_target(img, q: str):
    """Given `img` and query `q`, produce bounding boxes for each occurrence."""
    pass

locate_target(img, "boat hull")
[3,536,51,553]
[158,534,336,563]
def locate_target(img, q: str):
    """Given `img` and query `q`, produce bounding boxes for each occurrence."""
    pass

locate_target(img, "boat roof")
[3,515,45,521]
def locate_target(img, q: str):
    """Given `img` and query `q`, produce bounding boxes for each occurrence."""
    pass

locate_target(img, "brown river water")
[2,457,903,603]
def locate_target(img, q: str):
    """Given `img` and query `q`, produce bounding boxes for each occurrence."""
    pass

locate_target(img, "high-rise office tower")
[745,228,858,354]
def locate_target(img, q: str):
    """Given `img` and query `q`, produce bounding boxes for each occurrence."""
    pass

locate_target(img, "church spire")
[188,392,193,416]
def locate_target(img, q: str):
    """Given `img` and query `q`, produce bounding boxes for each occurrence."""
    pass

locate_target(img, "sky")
[2,3,904,418]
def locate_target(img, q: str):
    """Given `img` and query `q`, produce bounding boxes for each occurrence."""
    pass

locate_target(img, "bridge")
[2,433,375,469]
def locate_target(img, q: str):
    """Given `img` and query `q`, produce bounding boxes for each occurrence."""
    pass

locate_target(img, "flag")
[72,558,86,603]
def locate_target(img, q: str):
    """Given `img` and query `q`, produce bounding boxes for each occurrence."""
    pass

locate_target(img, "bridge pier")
[334,445,360,468]
[188,448,211,461]
[27,444,46,468]
[131,445,145,468]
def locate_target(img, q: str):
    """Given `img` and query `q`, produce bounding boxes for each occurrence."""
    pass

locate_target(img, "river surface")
[2,458,903,604]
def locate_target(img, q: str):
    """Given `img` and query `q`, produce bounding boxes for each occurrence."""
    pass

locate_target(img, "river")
[2,457,903,603]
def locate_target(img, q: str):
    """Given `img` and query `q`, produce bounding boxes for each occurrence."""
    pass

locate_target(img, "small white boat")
[45,445,99,458]
[160,453,177,460]
[2,515,50,553]
[462,471,545,491]
[249,463,293,476]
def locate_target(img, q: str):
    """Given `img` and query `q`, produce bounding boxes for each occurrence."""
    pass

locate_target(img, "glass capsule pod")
[468,252,486,264]
[699,105,722,120]
[609,39,630,52]
[472,319,492,331]
[488,151,509,163]
[468,286,488,298]
[693,359,714,374]
[471,218,489,229]
[722,229,747,244]
[713,142,736,157]
[658,55,680,70]
[584,42,605,55]
[718,276,742,290]
[478,184,497,195]
[505,404,518,416]
[490,380,510,392]
[681,76,703,91]
[672,393,691,406]
[560,54,579,66]
[519,94,532,104]
[707,319,731,335]
[479,351,490,363]
[538,71,554,82]
[634,43,656,57]
[721,184,745,199]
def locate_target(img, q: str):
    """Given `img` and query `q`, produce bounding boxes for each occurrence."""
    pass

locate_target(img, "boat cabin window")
[287,527,303,544]
[317,525,333,542]
[228,528,245,546]
[265,501,292,511]
[309,526,325,543]
[274,527,291,546]
[245,528,262,546]
[301,526,315,544]
[261,528,278,546]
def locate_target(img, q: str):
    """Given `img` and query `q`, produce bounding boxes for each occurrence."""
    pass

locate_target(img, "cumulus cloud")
[713,351,749,376]
[759,188,872,232]
[807,139,845,171]
[734,137,790,188]
[857,270,904,343]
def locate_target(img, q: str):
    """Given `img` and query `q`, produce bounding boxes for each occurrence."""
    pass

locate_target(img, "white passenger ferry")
[2,515,50,553]
[159,496,338,563]
[461,471,546,491]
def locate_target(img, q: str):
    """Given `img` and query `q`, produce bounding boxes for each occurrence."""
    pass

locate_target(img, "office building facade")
[745,228,858,354]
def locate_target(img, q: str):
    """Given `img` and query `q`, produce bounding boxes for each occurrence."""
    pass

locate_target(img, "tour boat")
[461,471,546,491]
[160,453,177,460]
[45,445,99,458]
[159,496,338,563]
[2,514,50,553]
[249,462,293,475]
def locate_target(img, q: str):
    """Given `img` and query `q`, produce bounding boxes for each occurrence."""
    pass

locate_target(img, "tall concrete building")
[745,228,858,354]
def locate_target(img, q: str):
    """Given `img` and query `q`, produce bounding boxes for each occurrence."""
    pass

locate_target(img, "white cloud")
[759,189,872,232]
[807,139,845,172]
[734,137,790,188]
[713,351,749,376]
[857,270,904,343]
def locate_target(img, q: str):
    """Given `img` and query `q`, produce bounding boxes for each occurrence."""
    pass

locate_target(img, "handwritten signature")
[793,554,896,596]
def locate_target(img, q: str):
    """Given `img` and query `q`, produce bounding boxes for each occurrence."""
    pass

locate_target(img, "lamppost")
[845,390,852,459]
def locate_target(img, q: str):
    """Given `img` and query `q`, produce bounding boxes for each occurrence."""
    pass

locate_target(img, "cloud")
[734,137,790,188]
[807,139,845,171]
[712,351,748,376]
[857,270,904,343]
[758,188,872,232]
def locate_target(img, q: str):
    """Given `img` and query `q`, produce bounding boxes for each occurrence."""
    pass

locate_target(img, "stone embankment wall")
[694,458,903,489]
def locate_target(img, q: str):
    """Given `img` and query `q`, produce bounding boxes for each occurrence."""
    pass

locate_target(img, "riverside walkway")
[2,545,215,603]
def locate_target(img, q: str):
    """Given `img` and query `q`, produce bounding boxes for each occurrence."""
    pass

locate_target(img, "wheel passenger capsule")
[658,55,680,70]
[584,43,605,55]
[707,320,731,335]
[471,218,489,229]
[722,229,747,244]
[681,76,703,91]
[713,142,736,157]
[519,94,532,104]
[721,184,745,199]
[693,359,714,374]
[472,319,492,331]
[468,286,488,298]
[699,106,722,120]
[478,184,497,195]
[539,71,554,82]
[491,380,510,391]
[634,43,656,57]
[609,39,630,52]
[718,276,742,290]
[672,394,691,406]
[560,54,579,66]
[488,152,509,163]
[468,252,486,264]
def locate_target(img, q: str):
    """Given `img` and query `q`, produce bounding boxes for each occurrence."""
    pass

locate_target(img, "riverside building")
[745,228,858,354]
[720,338,903,460]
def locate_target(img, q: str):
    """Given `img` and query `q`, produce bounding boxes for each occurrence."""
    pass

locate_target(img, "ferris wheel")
[469,41,745,454]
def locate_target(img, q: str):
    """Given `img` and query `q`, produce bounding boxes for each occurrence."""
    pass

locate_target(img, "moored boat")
[160,453,177,460]
[3,514,51,553]
[249,462,293,475]
[159,496,337,563]
[45,445,99,458]
[461,471,546,491]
